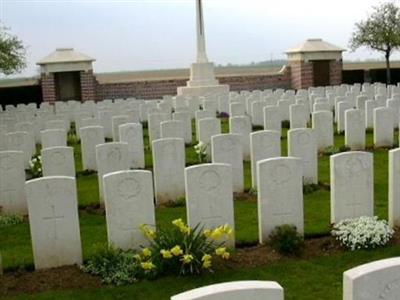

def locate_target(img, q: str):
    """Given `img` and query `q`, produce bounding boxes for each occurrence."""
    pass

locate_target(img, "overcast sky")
[1,0,400,78]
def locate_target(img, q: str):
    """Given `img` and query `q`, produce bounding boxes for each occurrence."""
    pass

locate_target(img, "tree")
[0,25,26,75]
[349,2,400,84]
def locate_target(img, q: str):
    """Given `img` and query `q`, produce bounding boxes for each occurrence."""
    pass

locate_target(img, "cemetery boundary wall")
[95,68,291,100]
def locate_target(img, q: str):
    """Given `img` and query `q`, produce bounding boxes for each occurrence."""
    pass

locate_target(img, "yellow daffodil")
[172,218,191,234]
[170,245,183,256]
[140,224,156,239]
[221,251,230,260]
[133,254,142,261]
[172,218,185,228]
[210,227,224,240]
[203,229,212,237]
[201,254,212,262]
[142,248,152,257]
[181,254,194,264]
[201,254,212,268]
[215,247,226,256]
[202,259,212,269]
[181,226,191,235]
[160,249,173,259]
[215,247,230,260]
[141,261,155,270]
[223,224,233,236]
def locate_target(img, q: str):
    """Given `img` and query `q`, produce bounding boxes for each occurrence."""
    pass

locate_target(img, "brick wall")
[96,79,187,100]
[80,70,97,101]
[40,73,56,104]
[330,60,343,86]
[220,69,291,92]
[96,69,291,100]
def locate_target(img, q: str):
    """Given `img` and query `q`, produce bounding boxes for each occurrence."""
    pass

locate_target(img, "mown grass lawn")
[0,118,398,299]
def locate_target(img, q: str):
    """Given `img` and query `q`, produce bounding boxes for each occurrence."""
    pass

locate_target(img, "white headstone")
[313,102,331,112]
[211,134,243,193]
[251,101,267,126]
[277,99,291,121]
[0,151,26,214]
[96,142,129,202]
[112,115,129,142]
[148,113,170,147]
[173,111,193,144]
[98,110,113,139]
[81,117,100,128]
[343,257,400,300]
[5,131,34,168]
[330,151,374,223]
[337,101,354,133]
[45,120,68,132]
[312,111,334,151]
[387,98,400,128]
[185,163,235,247]
[152,138,185,204]
[195,110,215,140]
[229,102,246,117]
[160,120,185,141]
[257,157,304,243]
[230,116,251,160]
[365,100,377,129]
[250,130,281,189]
[356,95,368,110]
[80,126,105,171]
[218,95,229,114]
[171,281,284,300]
[373,107,394,148]
[264,105,281,135]
[203,99,218,115]
[103,170,155,250]
[15,121,36,154]
[126,109,141,124]
[389,148,400,228]
[198,118,221,156]
[40,129,67,149]
[119,123,145,169]
[25,176,82,270]
[41,146,75,177]
[288,128,318,184]
[345,109,366,150]
[289,104,308,129]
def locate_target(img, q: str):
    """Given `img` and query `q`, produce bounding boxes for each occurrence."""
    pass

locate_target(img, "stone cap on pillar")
[285,39,345,62]
[37,48,95,74]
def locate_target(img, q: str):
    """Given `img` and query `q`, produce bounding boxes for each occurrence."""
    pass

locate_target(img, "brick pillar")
[80,70,97,102]
[289,61,302,90]
[330,60,343,85]
[41,73,56,104]
[289,61,313,90]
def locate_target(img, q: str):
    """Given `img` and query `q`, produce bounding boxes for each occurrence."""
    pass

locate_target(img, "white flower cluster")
[194,141,207,156]
[29,155,42,175]
[29,155,41,168]
[332,216,394,251]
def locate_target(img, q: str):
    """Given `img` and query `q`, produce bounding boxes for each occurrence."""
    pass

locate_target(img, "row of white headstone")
[2,114,400,225]
[169,257,400,300]
[1,83,398,154]
[1,147,400,269]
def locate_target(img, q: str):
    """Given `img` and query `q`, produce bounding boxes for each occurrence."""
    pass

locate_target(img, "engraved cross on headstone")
[42,205,64,241]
